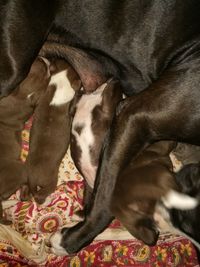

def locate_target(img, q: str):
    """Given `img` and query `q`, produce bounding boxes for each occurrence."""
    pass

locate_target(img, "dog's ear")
[40,42,109,93]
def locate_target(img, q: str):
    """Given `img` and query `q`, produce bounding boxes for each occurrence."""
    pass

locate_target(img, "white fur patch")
[27,92,34,99]
[72,83,107,188]
[50,231,68,256]
[50,70,75,106]
[162,190,198,210]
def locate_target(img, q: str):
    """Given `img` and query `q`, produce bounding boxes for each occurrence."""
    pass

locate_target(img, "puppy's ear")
[101,79,123,115]
[135,218,159,246]
[69,90,84,117]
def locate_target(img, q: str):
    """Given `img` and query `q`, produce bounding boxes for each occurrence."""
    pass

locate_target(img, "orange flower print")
[116,244,128,256]
[180,243,192,257]
[84,251,95,265]
[155,246,167,262]
[70,255,81,267]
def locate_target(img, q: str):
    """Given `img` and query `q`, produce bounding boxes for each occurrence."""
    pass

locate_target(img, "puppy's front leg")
[0,0,56,96]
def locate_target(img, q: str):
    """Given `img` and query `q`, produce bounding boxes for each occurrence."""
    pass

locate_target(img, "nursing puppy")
[26,59,81,204]
[70,79,122,189]
[0,57,51,223]
[110,141,198,246]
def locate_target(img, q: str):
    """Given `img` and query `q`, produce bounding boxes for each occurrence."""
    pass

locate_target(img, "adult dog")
[1,0,200,254]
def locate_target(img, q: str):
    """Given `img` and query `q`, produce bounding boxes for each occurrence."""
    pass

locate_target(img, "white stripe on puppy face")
[162,189,198,210]
[49,231,68,256]
[50,70,75,106]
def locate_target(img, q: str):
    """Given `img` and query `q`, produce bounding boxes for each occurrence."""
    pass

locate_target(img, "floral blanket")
[0,119,199,267]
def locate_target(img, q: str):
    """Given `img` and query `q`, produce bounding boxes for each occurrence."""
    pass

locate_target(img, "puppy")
[70,79,122,208]
[0,57,50,223]
[26,59,81,204]
[110,141,198,246]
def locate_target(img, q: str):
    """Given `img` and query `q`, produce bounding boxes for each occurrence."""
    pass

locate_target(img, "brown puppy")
[26,59,81,204]
[0,57,50,223]
[110,141,198,246]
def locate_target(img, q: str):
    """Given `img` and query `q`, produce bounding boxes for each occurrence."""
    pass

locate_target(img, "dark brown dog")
[0,57,50,223]
[110,141,198,246]
[26,59,81,204]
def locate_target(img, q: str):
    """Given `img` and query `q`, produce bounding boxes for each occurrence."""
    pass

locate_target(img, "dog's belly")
[71,89,103,188]
[54,0,200,95]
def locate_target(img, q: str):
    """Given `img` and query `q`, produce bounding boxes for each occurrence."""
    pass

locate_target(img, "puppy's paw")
[49,231,68,256]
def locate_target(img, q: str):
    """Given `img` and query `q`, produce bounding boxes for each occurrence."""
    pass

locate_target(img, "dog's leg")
[51,62,200,254]
[0,0,56,96]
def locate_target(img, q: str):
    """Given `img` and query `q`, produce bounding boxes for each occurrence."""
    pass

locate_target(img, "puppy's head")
[135,217,160,246]
[90,79,123,166]
[70,79,122,187]
[49,58,81,91]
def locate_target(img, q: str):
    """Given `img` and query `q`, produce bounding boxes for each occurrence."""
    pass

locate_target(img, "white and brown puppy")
[26,59,81,204]
[110,141,198,246]
[70,79,122,194]
[0,57,51,223]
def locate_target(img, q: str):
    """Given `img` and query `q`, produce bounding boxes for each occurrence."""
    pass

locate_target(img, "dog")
[70,79,122,186]
[110,141,198,246]
[26,59,81,204]
[1,0,200,254]
[69,78,122,212]
[0,57,51,223]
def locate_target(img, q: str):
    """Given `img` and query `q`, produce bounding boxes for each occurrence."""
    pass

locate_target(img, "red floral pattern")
[0,118,199,267]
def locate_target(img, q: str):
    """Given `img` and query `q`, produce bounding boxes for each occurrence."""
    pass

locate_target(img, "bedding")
[0,118,199,267]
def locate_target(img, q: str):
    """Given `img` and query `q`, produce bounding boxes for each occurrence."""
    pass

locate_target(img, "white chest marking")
[50,70,75,106]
